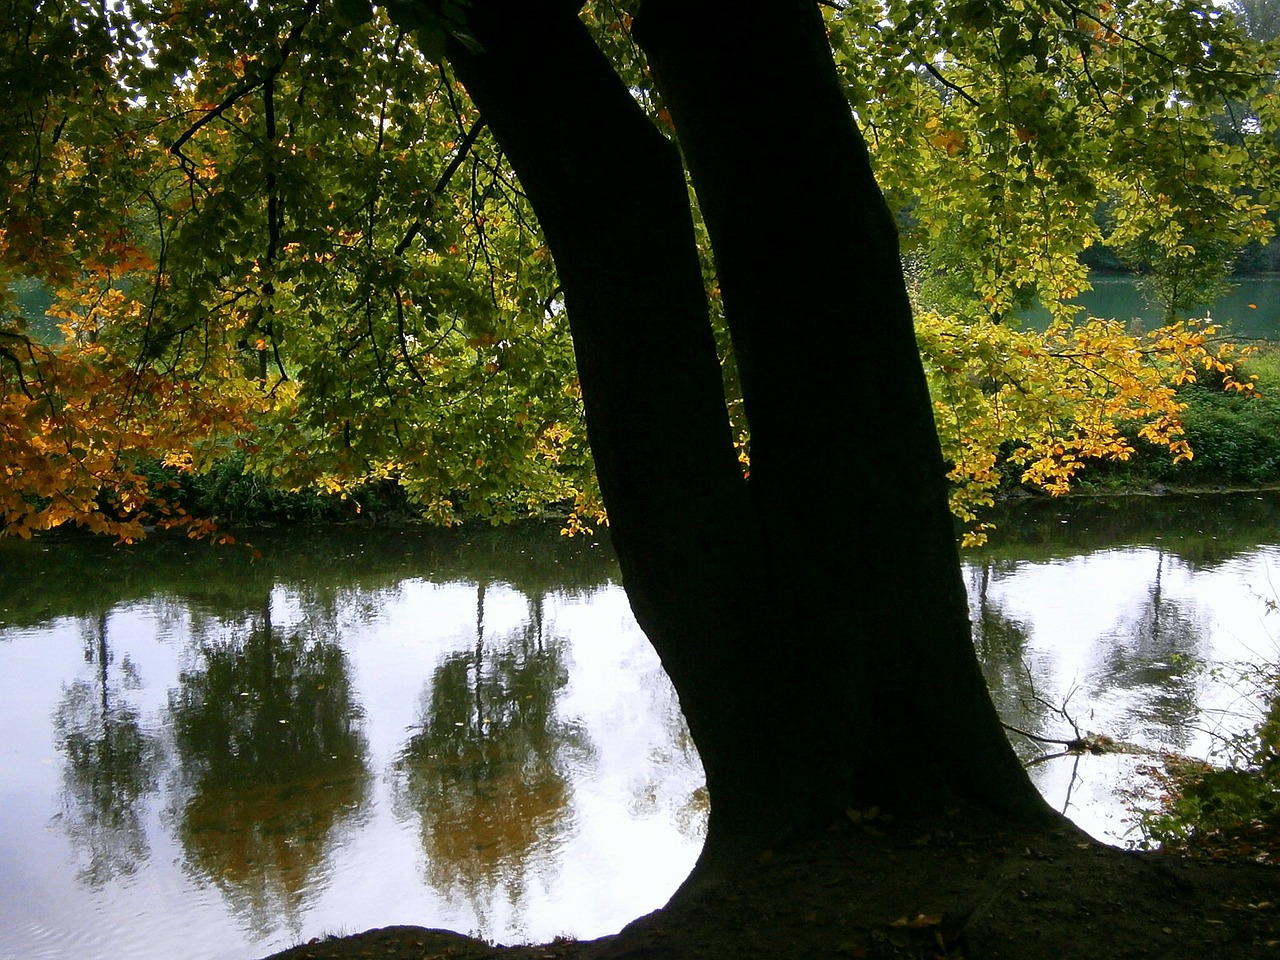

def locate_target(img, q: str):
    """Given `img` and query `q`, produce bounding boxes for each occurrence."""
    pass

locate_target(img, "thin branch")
[270,339,289,383]
[0,346,36,400]
[394,115,488,256]
[434,115,488,196]
[169,80,264,172]
[393,287,429,385]
[1056,0,1272,85]
[922,60,981,107]
[541,285,564,318]
[1002,722,1083,748]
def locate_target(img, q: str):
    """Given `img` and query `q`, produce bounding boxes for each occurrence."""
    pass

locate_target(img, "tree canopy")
[2,0,1278,542]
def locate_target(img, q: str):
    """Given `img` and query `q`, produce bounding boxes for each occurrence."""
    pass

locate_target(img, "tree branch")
[922,61,980,107]
[394,116,488,256]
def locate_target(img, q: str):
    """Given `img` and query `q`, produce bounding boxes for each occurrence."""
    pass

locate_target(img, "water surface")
[3,497,1280,959]
[1023,273,1280,339]
[1,527,703,960]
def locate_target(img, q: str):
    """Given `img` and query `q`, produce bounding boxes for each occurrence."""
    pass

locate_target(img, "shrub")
[1073,346,1280,491]
[139,453,409,526]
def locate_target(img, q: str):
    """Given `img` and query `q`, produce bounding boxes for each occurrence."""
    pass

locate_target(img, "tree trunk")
[438,0,1054,876]
[444,0,821,859]
[631,0,1051,822]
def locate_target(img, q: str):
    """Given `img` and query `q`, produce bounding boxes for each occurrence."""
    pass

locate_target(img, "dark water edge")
[0,520,620,630]
[8,487,1280,627]
[976,487,1280,564]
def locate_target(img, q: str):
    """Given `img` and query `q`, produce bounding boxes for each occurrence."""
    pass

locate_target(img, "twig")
[394,116,487,256]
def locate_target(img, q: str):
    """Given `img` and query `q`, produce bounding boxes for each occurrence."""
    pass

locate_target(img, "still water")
[3,495,1280,960]
[1024,273,1280,339]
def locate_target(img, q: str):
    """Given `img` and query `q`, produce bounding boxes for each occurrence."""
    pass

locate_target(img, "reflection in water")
[53,614,163,886]
[970,559,1042,747]
[167,595,370,938]
[964,543,1265,839]
[1087,551,1205,752]
[1,528,699,960]
[972,550,1210,757]
[392,585,593,934]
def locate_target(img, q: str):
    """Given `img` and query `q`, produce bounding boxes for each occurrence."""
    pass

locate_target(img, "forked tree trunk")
[631,0,1051,821]
[439,0,1054,875]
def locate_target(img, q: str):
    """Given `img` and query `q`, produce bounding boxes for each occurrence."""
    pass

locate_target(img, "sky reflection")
[3,505,1280,958]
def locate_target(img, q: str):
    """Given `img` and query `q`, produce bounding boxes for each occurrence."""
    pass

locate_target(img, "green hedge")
[1068,347,1280,492]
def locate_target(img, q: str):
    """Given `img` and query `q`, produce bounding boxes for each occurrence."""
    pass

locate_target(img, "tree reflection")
[167,595,370,938]
[52,613,163,886]
[967,560,1054,757]
[392,584,593,932]
[1088,550,1205,751]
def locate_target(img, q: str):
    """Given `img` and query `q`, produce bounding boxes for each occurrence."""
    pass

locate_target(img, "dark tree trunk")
[443,1,817,859]
[631,0,1051,822]
[438,0,1054,877]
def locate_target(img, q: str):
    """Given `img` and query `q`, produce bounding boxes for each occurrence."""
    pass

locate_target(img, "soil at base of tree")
[257,809,1280,960]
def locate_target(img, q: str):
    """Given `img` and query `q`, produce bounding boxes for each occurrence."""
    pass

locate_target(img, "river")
[1024,274,1280,339]
[2,493,1279,960]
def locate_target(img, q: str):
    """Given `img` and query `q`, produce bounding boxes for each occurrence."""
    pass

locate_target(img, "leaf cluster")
[917,309,1253,543]
[2,0,593,536]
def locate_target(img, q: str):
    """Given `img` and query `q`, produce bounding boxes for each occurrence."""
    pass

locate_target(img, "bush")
[1172,387,1280,484]
[1137,664,1280,858]
[1073,346,1280,491]
[139,453,410,526]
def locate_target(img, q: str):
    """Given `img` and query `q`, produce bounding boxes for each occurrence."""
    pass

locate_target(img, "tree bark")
[631,0,1051,822]
[437,0,1054,875]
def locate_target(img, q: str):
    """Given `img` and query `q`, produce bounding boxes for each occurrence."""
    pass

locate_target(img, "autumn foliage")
[0,277,261,541]
[917,311,1255,543]
[3,0,1280,541]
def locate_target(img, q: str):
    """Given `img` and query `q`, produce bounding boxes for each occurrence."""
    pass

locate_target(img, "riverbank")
[259,809,1280,960]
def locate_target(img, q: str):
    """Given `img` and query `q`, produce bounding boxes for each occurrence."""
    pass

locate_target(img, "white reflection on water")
[0,580,705,960]
[3,531,1280,960]
[970,545,1280,845]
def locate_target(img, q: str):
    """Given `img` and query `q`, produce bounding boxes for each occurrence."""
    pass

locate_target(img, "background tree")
[2,0,595,540]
